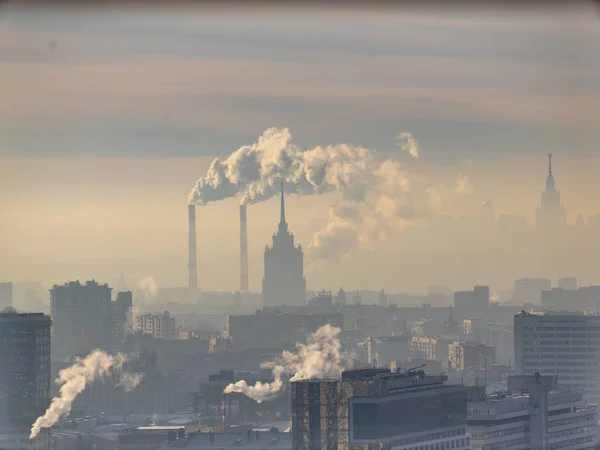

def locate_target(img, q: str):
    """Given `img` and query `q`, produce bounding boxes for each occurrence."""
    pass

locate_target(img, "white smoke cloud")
[396,132,419,159]
[189,128,472,263]
[426,173,474,211]
[30,351,142,439]
[223,324,347,403]
[138,276,159,299]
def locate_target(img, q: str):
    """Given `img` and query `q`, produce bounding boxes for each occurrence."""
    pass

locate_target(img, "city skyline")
[2,4,600,293]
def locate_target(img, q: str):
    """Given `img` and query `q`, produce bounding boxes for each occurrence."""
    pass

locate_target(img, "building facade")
[262,183,307,307]
[468,374,597,450]
[291,368,470,450]
[50,280,113,359]
[112,290,132,350]
[0,309,52,450]
[449,341,495,372]
[135,311,176,339]
[515,311,600,404]
[541,286,600,312]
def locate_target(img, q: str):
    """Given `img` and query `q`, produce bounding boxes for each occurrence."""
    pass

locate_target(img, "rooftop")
[159,431,291,450]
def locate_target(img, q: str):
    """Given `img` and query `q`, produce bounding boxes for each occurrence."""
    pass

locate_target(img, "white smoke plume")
[30,350,142,439]
[425,173,474,211]
[138,276,159,299]
[223,324,347,403]
[189,127,448,263]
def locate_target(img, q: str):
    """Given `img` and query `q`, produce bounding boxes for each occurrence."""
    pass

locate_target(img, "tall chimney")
[188,204,198,291]
[240,204,249,292]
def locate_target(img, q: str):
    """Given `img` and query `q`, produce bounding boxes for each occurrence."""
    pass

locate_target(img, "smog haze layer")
[1,3,600,293]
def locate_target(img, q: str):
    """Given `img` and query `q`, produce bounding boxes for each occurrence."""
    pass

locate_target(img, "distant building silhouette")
[0,282,12,310]
[262,183,306,307]
[50,280,113,359]
[535,153,566,228]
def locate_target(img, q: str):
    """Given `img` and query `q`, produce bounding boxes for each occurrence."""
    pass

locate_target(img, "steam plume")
[189,128,472,263]
[224,324,346,402]
[30,351,142,439]
[138,276,158,299]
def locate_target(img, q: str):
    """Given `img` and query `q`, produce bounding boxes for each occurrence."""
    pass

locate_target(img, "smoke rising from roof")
[223,324,346,403]
[30,350,142,439]
[189,127,472,263]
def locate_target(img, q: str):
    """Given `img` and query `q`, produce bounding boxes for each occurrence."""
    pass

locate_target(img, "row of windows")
[470,425,526,440]
[390,428,466,447]
[548,425,596,439]
[471,437,529,450]
[549,435,595,450]
[404,438,469,450]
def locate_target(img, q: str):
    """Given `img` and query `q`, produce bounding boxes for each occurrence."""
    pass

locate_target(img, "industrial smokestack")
[188,204,198,291]
[240,204,249,292]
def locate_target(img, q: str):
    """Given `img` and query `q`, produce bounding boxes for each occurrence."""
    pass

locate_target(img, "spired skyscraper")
[262,183,307,307]
[535,153,566,228]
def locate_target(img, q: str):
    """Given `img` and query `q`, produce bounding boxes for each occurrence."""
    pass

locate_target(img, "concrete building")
[535,153,567,228]
[225,311,342,350]
[468,373,597,450]
[0,309,52,450]
[308,290,333,307]
[483,323,513,366]
[513,278,551,304]
[50,280,113,359]
[454,286,489,308]
[136,311,176,339]
[291,368,470,450]
[158,430,292,450]
[541,286,600,312]
[0,282,12,309]
[515,311,600,404]
[366,335,411,368]
[449,341,495,372]
[412,336,453,361]
[262,183,307,307]
[463,317,486,342]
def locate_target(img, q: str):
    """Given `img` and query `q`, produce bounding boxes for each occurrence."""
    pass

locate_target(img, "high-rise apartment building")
[291,368,470,450]
[262,183,306,307]
[0,282,13,309]
[112,291,133,350]
[468,374,597,450]
[514,311,600,404]
[50,280,112,359]
[0,309,52,450]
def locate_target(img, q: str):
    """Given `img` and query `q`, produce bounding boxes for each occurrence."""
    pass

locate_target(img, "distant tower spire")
[548,153,553,176]
[278,182,288,233]
[280,182,286,225]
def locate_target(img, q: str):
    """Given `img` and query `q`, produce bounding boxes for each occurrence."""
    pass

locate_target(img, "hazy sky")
[1,3,600,294]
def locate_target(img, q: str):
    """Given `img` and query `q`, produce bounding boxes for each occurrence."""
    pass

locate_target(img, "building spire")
[278,181,288,233]
[280,182,286,225]
[548,153,552,176]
